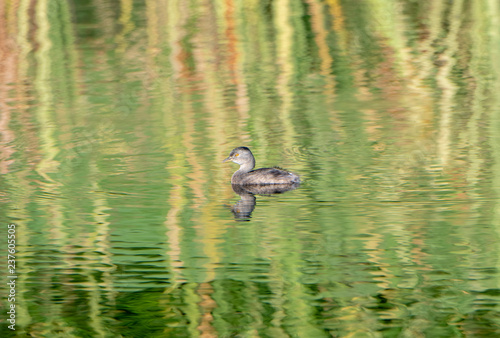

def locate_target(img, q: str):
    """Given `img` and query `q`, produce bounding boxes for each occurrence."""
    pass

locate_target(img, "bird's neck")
[236,159,255,173]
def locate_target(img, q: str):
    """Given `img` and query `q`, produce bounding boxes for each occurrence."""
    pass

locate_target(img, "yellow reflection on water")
[2,0,500,336]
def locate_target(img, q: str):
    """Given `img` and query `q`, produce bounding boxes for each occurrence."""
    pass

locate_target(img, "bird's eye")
[235,153,239,157]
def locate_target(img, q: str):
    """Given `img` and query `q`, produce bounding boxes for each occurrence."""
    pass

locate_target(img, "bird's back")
[232,167,300,185]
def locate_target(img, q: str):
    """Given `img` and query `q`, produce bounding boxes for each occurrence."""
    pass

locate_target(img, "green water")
[2,0,500,336]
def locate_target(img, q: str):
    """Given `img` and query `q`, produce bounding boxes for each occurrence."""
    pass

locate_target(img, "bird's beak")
[222,156,232,163]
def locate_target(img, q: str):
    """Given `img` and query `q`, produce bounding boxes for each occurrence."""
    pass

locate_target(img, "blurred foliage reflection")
[1,0,500,336]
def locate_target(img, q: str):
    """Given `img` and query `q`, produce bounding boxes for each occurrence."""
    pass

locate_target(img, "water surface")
[2,0,500,336]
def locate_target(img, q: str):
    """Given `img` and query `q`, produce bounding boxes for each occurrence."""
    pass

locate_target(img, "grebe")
[223,147,300,185]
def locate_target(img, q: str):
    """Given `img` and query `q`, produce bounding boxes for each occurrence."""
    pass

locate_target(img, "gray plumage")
[223,147,300,185]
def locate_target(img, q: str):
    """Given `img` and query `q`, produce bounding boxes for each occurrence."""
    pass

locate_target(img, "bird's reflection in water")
[230,183,300,220]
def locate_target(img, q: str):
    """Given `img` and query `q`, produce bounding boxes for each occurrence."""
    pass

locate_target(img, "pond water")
[2,0,500,336]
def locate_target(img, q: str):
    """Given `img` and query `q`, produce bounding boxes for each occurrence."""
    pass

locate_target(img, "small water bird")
[223,146,300,185]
